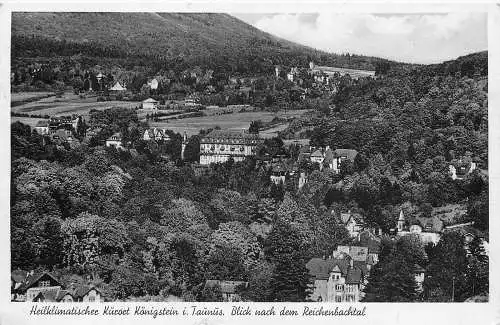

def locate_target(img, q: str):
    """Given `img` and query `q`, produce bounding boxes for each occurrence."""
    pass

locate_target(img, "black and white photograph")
[6,6,493,309]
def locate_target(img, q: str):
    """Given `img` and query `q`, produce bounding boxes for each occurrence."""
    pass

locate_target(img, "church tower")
[181,131,188,160]
[397,210,405,232]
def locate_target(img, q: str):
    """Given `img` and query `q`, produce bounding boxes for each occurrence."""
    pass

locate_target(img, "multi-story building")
[199,130,263,165]
[306,255,365,302]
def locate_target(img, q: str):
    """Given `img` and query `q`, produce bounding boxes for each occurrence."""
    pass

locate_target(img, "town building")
[204,280,248,302]
[396,210,443,245]
[109,81,126,91]
[310,147,358,172]
[309,61,376,79]
[199,130,263,165]
[142,98,159,110]
[34,120,50,135]
[106,132,124,150]
[270,163,288,185]
[12,271,103,302]
[306,255,365,302]
[143,128,170,141]
[339,211,365,238]
[449,158,477,180]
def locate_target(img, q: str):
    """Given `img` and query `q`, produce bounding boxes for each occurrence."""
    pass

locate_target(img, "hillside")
[11,12,390,74]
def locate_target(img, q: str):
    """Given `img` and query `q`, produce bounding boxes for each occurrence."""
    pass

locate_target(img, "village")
[10,11,489,304]
[11,60,487,303]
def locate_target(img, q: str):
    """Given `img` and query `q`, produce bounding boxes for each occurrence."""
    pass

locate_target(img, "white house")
[142,98,159,110]
[106,133,124,150]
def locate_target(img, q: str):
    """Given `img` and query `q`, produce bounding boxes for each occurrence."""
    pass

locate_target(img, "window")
[89,296,95,302]
[39,281,50,287]
[335,296,342,302]
[335,285,343,291]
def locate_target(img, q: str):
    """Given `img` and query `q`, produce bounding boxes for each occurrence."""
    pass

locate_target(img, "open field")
[11,91,55,105]
[150,109,310,137]
[11,91,140,118]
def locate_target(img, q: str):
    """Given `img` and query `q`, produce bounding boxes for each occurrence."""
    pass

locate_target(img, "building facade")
[199,130,263,165]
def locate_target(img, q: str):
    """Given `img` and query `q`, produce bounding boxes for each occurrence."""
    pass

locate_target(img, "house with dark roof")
[199,129,263,165]
[396,210,442,244]
[106,132,124,150]
[204,280,248,302]
[306,255,365,302]
[339,210,365,237]
[13,271,103,302]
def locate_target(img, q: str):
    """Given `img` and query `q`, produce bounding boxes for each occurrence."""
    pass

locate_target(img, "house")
[330,149,358,172]
[356,229,382,265]
[106,133,124,150]
[204,280,248,302]
[306,255,365,302]
[13,271,103,302]
[142,98,159,110]
[449,159,477,180]
[413,264,426,292]
[34,120,50,135]
[199,129,264,165]
[143,128,170,142]
[109,81,126,91]
[17,271,63,302]
[310,149,325,165]
[270,163,288,185]
[339,211,365,237]
[396,210,442,244]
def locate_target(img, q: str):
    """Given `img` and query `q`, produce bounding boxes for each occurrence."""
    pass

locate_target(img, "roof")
[33,289,59,302]
[110,81,126,91]
[200,130,262,144]
[323,148,334,164]
[310,150,324,158]
[334,149,358,161]
[358,230,382,254]
[415,216,444,233]
[306,257,350,280]
[19,272,61,292]
[143,98,158,103]
[345,268,362,284]
[35,120,49,127]
[413,264,426,273]
[204,280,248,294]
[107,132,122,141]
[340,212,363,225]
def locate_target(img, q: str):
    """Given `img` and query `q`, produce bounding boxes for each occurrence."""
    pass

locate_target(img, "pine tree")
[267,220,311,302]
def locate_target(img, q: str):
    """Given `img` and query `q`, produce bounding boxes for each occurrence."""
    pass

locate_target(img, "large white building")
[199,130,263,165]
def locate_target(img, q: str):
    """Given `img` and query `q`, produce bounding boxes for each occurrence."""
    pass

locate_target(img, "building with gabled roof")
[143,128,170,142]
[306,255,366,302]
[339,210,365,237]
[204,280,248,302]
[142,98,159,110]
[109,81,126,91]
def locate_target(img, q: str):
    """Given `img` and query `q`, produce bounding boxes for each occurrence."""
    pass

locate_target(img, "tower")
[181,131,188,160]
[309,61,315,70]
[397,210,405,232]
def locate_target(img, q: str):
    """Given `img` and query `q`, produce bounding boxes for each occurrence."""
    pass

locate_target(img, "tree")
[205,245,247,281]
[424,231,469,301]
[266,220,311,301]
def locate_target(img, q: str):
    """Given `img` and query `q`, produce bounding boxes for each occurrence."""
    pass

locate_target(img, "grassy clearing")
[150,109,310,137]
[11,91,140,118]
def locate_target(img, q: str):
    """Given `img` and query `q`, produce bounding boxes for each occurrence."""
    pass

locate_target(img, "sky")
[233,13,487,64]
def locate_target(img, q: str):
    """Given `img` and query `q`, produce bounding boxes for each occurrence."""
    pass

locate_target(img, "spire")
[398,209,405,221]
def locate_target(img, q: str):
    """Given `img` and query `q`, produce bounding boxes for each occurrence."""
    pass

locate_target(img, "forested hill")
[11,12,392,74]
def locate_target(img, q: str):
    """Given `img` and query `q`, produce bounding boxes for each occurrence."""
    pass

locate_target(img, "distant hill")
[12,12,392,74]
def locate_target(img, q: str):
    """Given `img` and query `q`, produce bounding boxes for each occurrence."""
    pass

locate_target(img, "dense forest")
[10,49,488,302]
[11,12,400,94]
